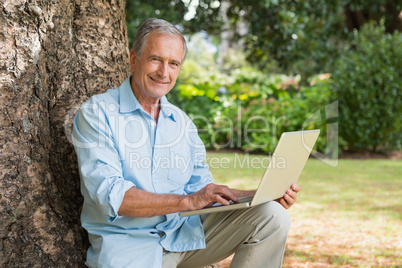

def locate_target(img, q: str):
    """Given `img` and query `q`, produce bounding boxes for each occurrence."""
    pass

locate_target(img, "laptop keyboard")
[212,196,254,207]
[238,196,254,203]
[232,195,253,204]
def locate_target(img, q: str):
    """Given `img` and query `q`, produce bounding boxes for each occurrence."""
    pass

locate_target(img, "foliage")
[225,0,401,81]
[125,0,224,48]
[235,74,333,154]
[225,0,346,83]
[125,0,187,47]
[330,22,402,152]
[125,1,401,153]
[168,60,334,155]
[125,0,401,83]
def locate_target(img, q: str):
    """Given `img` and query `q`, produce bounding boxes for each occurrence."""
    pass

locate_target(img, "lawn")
[205,152,402,268]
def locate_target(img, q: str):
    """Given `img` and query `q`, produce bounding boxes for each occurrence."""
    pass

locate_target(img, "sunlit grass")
[207,152,402,267]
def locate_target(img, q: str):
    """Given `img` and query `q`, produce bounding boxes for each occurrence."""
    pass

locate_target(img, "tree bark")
[0,0,130,266]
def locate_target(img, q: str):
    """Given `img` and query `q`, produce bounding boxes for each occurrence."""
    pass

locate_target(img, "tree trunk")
[344,4,402,33]
[0,0,130,266]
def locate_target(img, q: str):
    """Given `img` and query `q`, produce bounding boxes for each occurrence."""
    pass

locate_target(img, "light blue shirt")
[72,77,214,268]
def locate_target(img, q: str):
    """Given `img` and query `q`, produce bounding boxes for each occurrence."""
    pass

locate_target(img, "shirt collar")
[119,77,142,113]
[159,95,176,122]
[119,77,176,122]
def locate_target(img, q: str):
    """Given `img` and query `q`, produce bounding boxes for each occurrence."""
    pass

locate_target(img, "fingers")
[278,193,294,209]
[278,197,290,209]
[208,184,238,205]
[215,195,231,206]
[277,185,300,209]
[291,184,301,193]
[189,184,238,210]
[285,191,295,204]
[287,188,297,201]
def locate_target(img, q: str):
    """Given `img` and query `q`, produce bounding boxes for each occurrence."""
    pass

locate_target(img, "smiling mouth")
[149,76,169,84]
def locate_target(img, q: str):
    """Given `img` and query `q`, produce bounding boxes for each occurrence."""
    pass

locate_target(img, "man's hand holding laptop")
[183,183,299,211]
[275,183,300,209]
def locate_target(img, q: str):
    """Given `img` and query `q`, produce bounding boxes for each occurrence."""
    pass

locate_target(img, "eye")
[150,57,161,62]
[170,61,180,67]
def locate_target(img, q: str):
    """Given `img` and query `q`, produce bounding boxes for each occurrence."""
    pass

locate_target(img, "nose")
[156,62,168,78]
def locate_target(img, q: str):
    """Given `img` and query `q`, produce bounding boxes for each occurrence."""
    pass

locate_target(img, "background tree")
[141,0,399,84]
[125,1,401,80]
[0,0,130,266]
[330,22,401,152]
[344,0,402,33]
[223,0,401,83]
[126,0,187,47]
[125,0,224,47]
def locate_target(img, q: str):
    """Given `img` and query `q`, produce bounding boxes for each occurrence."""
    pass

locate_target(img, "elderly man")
[73,18,299,268]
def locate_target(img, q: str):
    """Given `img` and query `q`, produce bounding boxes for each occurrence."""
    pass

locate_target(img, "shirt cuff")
[108,180,136,223]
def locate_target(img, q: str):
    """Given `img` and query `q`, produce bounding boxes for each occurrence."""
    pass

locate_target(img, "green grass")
[208,152,402,267]
[208,152,402,220]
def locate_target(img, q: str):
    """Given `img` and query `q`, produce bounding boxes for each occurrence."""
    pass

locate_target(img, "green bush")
[169,62,335,155]
[330,22,402,152]
[236,75,333,154]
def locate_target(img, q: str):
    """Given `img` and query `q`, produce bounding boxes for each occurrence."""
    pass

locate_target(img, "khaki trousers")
[162,201,291,268]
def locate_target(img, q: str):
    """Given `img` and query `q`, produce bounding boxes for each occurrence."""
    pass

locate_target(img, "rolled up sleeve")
[73,98,135,222]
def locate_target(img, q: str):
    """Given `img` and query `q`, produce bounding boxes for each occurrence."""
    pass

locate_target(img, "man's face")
[130,32,184,102]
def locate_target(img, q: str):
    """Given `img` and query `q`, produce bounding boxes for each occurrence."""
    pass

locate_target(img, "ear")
[130,49,137,73]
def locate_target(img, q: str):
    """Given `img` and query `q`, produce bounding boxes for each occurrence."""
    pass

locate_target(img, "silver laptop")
[179,129,320,217]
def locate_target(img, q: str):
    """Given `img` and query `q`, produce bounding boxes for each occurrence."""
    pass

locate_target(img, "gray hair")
[132,18,187,62]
